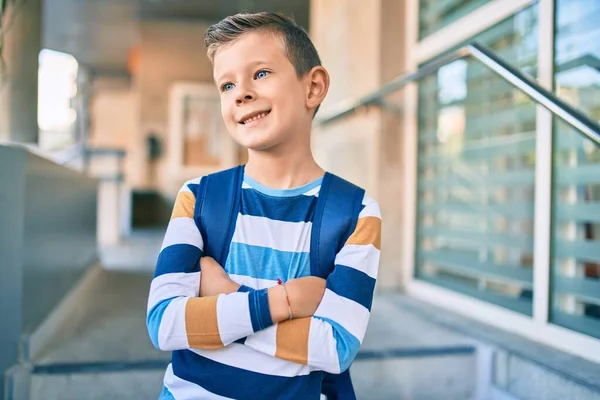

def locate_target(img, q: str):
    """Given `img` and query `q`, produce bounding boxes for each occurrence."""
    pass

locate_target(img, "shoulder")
[177,176,205,198]
[324,172,381,219]
[359,194,381,219]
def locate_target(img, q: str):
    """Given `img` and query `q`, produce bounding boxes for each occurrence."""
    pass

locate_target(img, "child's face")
[213,31,311,152]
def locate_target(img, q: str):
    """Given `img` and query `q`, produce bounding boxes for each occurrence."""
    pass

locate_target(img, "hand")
[267,277,326,322]
[286,277,326,318]
[199,257,240,297]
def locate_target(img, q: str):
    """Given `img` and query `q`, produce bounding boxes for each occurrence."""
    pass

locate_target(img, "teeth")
[243,111,269,124]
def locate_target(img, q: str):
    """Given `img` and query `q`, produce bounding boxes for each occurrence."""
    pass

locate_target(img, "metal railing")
[315,41,600,337]
[316,42,600,146]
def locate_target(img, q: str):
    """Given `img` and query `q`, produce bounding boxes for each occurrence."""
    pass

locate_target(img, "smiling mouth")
[240,110,271,125]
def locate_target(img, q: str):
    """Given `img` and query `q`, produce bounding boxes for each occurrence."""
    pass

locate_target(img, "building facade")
[313,0,600,366]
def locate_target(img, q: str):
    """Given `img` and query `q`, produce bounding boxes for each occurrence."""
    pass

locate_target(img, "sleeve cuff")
[248,288,273,332]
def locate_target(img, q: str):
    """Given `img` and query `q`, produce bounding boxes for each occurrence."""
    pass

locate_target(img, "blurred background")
[1,0,600,399]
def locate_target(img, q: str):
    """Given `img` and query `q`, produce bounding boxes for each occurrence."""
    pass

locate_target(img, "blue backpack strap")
[195,165,245,266]
[310,172,365,278]
[311,172,363,400]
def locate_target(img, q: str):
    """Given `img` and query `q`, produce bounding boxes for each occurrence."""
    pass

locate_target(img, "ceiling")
[43,0,310,75]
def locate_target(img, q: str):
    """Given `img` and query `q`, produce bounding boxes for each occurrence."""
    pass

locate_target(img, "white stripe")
[231,214,312,253]
[186,177,202,185]
[148,272,200,312]
[314,289,370,343]
[334,244,380,279]
[180,185,192,194]
[161,217,203,252]
[216,292,254,345]
[229,274,277,290]
[359,196,381,218]
[163,363,233,400]
[192,341,313,377]
[244,324,277,358]
[303,186,320,196]
[242,181,252,189]
[158,297,191,350]
[307,318,340,374]
[179,177,202,195]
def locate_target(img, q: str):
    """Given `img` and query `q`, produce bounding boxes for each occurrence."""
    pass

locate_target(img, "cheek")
[220,100,236,124]
[275,92,298,116]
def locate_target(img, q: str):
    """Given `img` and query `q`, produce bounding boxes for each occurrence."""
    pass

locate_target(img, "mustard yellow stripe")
[185,297,224,349]
[171,191,195,220]
[346,216,381,250]
[275,318,310,364]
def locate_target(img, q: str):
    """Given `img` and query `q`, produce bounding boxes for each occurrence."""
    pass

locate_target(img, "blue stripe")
[248,288,273,332]
[147,297,176,349]
[326,265,376,311]
[239,189,317,222]
[158,385,176,400]
[244,174,322,197]
[171,349,323,400]
[315,317,360,372]
[226,243,310,281]
[154,244,202,278]
[237,284,253,292]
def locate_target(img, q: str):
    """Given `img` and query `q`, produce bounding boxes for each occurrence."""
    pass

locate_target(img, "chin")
[233,130,284,152]
[242,138,281,152]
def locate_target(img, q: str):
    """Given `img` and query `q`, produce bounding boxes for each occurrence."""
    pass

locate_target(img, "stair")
[17,267,482,400]
[26,269,169,400]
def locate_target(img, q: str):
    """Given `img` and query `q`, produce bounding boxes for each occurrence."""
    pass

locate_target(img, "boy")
[147,12,381,400]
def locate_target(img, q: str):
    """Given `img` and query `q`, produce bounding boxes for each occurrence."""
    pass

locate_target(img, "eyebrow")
[214,60,271,83]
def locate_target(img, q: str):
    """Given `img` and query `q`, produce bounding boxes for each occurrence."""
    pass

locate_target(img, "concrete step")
[30,369,165,400]
[25,268,169,400]
[352,354,476,400]
[27,354,477,400]
[24,268,481,400]
[32,269,164,365]
[18,263,600,400]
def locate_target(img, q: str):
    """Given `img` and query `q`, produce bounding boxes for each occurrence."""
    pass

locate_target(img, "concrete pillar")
[0,0,43,144]
[310,0,409,290]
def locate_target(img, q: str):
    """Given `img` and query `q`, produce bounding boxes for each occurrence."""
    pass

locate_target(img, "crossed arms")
[146,179,381,373]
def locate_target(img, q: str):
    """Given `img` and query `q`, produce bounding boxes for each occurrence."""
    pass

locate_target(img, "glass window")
[419,0,492,39]
[415,5,539,315]
[38,49,78,152]
[551,0,600,339]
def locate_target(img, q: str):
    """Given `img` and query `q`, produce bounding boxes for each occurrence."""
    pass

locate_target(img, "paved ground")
[27,230,484,399]
[30,266,480,400]
[22,230,600,399]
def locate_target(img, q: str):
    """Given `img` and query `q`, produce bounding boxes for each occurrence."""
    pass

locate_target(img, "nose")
[235,83,256,106]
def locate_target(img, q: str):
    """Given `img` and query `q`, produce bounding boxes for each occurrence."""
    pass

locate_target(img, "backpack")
[195,165,364,400]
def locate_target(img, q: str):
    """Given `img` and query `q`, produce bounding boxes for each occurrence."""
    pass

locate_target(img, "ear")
[305,66,330,111]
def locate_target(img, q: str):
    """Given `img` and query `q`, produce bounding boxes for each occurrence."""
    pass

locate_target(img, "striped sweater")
[147,173,381,400]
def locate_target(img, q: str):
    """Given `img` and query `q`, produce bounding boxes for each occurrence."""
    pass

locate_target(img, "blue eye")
[255,70,270,79]
[221,83,235,92]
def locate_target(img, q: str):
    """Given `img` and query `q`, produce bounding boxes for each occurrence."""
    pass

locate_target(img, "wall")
[0,0,42,144]
[310,0,410,289]
[89,88,136,151]
[0,147,26,398]
[130,19,215,191]
[0,145,97,396]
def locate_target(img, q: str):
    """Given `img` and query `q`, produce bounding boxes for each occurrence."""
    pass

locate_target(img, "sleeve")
[243,195,381,373]
[146,178,274,352]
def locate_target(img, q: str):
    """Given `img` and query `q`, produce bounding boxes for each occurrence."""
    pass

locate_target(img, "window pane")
[415,5,539,315]
[419,0,492,39]
[551,0,600,339]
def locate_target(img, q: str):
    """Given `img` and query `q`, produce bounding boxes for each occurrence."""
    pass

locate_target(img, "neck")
[244,138,324,190]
